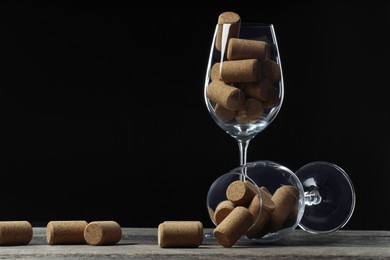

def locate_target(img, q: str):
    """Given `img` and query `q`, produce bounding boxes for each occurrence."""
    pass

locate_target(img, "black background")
[1,1,390,230]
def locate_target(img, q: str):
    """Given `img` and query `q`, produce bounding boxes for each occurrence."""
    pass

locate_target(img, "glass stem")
[304,188,322,206]
[238,139,250,179]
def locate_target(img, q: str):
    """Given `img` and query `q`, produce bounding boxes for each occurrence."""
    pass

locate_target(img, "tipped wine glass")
[206,160,356,244]
[204,22,284,167]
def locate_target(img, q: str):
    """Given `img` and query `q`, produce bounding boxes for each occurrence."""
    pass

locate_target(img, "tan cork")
[213,206,254,248]
[84,221,122,246]
[216,11,241,52]
[262,59,281,82]
[215,103,236,121]
[227,38,270,61]
[242,180,260,195]
[269,185,299,232]
[283,203,299,229]
[246,187,276,238]
[158,221,203,248]
[243,79,275,102]
[46,220,87,245]
[206,80,244,111]
[220,59,259,83]
[210,62,221,81]
[214,200,235,225]
[226,180,257,207]
[0,221,32,246]
[261,86,280,109]
[235,98,265,125]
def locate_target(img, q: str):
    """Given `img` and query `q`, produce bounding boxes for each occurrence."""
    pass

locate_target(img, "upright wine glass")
[204,22,284,167]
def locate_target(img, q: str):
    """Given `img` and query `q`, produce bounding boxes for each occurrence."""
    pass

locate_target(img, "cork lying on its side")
[269,185,299,232]
[213,206,254,248]
[206,80,245,111]
[246,187,275,238]
[227,38,270,61]
[220,59,259,83]
[214,200,236,225]
[0,221,33,246]
[235,98,264,125]
[226,180,258,207]
[262,59,281,82]
[215,103,236,121]
[46,220,88,245]
[84,221,122,246]
[158,221,203,248]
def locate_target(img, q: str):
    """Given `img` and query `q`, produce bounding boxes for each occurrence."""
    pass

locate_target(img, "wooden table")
[0,228,389,259]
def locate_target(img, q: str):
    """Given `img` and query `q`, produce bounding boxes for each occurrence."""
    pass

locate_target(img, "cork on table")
[0,227,389,259]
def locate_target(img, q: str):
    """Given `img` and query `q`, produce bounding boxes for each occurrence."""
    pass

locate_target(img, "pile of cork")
[0,220,122,246]
[206,11,281,124]
[211,180,299,247]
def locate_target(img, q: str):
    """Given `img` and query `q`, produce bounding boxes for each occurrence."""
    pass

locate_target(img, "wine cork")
[0,221,33,246]
[242,180,260,195]
[84,221,122,246]
[283,203,299,229]
[243,79,275,102]
[246,187,276,238]
[261,86,280,109]
[262,59,281,82]
[227,38,270,61]
[213,206,254,248]
[214,200,235,225]
[226,180,257,206]
[216,11,241,52]
[210,62,221,81]
[269,185,299,232]
[215,103,236,121]
[220,59,259,83]
[46,220,87,245]
[236,98,264,125]
[206,80,244,111]
[158,221,203,248]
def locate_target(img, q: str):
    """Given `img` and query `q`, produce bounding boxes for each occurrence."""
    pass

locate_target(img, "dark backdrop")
[1,1,390,230]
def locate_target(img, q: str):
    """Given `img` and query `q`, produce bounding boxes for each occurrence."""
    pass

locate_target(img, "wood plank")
[0,228,389,259]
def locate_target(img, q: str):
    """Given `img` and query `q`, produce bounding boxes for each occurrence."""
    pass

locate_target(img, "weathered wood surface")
[0,228,389,259]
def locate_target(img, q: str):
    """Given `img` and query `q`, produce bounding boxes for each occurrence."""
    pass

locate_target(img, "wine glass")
[206,160,356,245]
[204,22,284,167]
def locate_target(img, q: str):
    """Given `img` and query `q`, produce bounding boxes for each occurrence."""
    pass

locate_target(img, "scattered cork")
[235,98,264,124]
[215,103,236,121]
[0,221,33,246]
[216,11,241,52]
[206,80,245,111]
[226,180,258,207]
[46,220,87,245]
[220,59,259,83]
[269,185,299,232]
[213,206,254,248]
[84,221,122,246]
[158,221,203,248]
[227,38,270,61]
[214,200,236,225]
